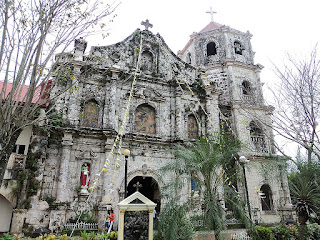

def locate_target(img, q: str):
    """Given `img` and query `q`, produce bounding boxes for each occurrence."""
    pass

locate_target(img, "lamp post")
[239,156,252,221]
[123,149,130,198]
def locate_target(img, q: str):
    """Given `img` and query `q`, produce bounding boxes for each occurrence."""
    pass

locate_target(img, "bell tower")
[178,10,294,225]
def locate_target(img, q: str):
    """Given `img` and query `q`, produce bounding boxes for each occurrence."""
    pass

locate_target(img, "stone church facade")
[6,19,294,233]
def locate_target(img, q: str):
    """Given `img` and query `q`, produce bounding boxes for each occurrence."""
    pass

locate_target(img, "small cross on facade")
[133,181,142,192]
[206,7,217,22]
[141,19,153,30]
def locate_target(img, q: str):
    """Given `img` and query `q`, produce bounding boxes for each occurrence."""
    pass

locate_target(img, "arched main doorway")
[0,194,13,233]
[127,176,161,212]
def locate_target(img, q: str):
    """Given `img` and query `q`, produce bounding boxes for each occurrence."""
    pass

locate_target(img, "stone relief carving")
[75,149,98,160]
[124,211,148,240]
[132,86,165,102]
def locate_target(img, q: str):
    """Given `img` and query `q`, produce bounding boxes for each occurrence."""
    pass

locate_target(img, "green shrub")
[306,223,320,240]
[271,225,293,240]
[255,226,274,240]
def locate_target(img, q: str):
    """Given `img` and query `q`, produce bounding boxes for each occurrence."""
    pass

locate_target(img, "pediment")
[89,29,197,82]
[118,191,156,211]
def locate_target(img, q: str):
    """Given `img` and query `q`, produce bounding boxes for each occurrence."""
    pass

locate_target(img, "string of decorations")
[70,31,144,236]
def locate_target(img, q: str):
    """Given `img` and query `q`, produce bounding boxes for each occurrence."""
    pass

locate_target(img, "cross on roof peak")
[141,19,153,30]
[206,7,217,22]
[133,181,143,192]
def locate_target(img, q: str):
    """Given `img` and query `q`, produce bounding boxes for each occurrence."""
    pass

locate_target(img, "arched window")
[82,100,99,128]
[234,41,243,55]
[260,184,273,211]
[207,42,217,56]
[188,115,199,139]
[249,121,263,136]
[241,81,251,95]
[186,52,192,64]
[134,104,156,134]
[249,121,267,153]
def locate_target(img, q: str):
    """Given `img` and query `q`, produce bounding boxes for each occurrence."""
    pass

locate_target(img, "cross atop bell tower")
[206,7,217,22]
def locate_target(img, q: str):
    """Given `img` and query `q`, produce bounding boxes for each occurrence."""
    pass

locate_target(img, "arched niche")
[81,100,100,128]
[134,104,156,134]
[260,184,273,211]
[140,50,153,73]
[187,114,199,139]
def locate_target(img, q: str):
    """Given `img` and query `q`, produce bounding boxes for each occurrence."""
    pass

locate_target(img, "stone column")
[56,132,73,202]
[118,210,125,240]
[148,210,154,240]
[175,89,183,140]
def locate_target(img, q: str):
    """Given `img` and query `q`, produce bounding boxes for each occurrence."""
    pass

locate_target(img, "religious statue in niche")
[80,163,90,194]
[140,50,153,74]
[134,105,156,134]
[191,173,200,198]
[82,101,99,128]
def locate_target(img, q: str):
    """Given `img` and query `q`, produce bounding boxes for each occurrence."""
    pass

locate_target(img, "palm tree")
[159,132,255,239]
[289,160,320,239]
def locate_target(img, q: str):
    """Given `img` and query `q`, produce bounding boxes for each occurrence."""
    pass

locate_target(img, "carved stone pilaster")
[56,133,73,202]
[105,73,118,129]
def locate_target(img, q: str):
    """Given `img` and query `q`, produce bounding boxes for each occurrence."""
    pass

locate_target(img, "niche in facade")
[134,104,156,134]
[82,100,99,128]
[80,163,90,187]
[140,50,153,73]
[188,115,199,139]
[260,184,273,211]
[207,42,217,56]
[234,41,243,55]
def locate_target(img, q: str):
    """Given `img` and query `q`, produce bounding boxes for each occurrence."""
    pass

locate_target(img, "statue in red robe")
[81,163,90,187]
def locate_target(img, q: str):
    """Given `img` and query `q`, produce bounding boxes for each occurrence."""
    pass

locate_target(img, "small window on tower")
[186,52,192,64]
[242,81,251,95]
[234,41,243,55]
[207,42,217,56]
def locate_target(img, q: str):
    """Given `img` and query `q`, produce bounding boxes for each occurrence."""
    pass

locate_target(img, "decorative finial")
[206,7,217,22]
[133,181,143,192]
[141,19,153,30]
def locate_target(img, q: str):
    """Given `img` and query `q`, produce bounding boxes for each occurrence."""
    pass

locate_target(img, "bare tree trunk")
[0,129,22,184]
